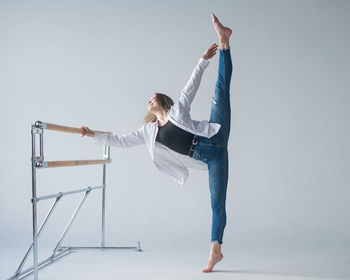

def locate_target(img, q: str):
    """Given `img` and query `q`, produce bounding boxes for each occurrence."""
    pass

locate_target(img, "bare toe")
[201,252,223,273]
[211,13,232,40]
[202,267,213,273]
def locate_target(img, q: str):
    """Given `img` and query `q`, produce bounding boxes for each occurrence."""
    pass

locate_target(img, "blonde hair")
[143,93,174,124]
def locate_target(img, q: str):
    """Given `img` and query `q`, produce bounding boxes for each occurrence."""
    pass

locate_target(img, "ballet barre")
[35,159,111,168]
[32,121,112,169]
[37,121,110,135]
[7,121,142,280]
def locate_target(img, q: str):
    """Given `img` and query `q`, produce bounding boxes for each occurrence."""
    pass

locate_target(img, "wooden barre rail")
[36,159,111,168]
[34,121,110,135]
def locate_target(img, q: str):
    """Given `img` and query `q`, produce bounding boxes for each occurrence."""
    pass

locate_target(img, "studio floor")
[1,244,349,280]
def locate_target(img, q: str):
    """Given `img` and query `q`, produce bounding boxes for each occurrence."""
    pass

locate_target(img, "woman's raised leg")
[208,13,233,145]
[209,48,233,145]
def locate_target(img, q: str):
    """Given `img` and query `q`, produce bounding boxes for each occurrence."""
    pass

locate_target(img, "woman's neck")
[157,118,168,126]
[154,110,168,126]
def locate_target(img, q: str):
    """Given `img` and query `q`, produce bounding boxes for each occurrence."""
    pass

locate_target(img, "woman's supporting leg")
[208,147,229,244]
[202,148,228,273]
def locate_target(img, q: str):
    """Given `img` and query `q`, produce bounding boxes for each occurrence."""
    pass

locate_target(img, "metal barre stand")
[7,121,142,280]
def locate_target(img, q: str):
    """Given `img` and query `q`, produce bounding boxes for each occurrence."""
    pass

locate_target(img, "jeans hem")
[210,240,223,246]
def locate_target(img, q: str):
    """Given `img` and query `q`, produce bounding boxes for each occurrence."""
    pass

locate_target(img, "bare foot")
[211,13,232,43]
[202,251,224,273]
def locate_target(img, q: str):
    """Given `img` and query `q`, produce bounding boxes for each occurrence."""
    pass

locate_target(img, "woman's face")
[148,94,161,113]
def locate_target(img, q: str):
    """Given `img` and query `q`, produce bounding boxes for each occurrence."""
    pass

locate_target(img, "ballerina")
[81,13,232,273]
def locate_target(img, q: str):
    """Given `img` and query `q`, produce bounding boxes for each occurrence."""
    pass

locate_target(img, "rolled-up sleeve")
[94,124,146,147]
[179,57,210,106]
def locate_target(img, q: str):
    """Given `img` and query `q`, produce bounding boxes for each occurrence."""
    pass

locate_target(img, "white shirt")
[94,57,222,186]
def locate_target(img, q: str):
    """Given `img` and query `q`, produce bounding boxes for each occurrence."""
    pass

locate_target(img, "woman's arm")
[81,125,146,148]
[202,43,218,60]
[179,44,218,107]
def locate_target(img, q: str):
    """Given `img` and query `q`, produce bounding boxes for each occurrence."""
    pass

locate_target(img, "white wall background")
[1,0,349,259]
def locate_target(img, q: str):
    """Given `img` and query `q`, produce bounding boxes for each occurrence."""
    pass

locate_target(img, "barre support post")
[31,124,39,280]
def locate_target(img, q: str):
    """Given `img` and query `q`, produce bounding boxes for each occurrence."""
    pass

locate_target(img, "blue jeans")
[190,48,232,245]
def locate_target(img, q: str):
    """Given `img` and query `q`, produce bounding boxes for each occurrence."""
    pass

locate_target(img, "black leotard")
[155,120,195,156]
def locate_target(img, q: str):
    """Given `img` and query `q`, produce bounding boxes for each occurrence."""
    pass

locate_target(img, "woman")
[81,13,232,273]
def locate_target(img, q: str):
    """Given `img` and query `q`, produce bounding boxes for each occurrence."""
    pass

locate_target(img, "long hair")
[143,93,174,124]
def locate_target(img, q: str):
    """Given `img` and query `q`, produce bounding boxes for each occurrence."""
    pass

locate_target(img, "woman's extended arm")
[202,43,218,60]
[179,44,218,107]
[81,125,146,148]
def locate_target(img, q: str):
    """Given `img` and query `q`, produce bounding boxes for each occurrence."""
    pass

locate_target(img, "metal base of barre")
[60,244,143,251]
[8,241,142,280]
